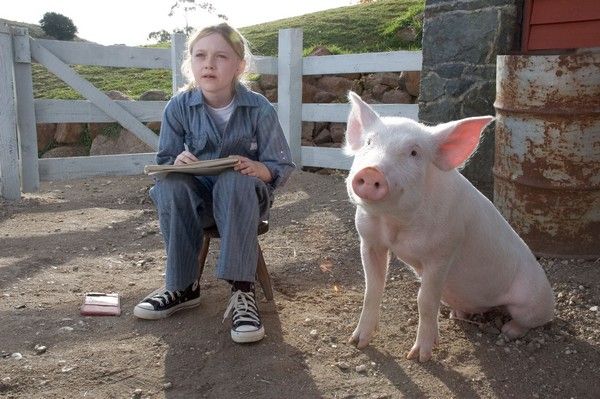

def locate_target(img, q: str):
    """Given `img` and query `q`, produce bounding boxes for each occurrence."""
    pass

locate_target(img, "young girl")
[134,23,295,344]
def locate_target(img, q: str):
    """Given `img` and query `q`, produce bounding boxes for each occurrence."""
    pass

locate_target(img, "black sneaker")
[134,280,200,320]
[223,288,265,343]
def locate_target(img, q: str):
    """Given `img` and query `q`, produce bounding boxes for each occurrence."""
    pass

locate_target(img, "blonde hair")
[180,23,251,92]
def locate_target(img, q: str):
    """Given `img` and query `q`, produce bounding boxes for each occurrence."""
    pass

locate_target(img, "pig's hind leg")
[502,270,554,339]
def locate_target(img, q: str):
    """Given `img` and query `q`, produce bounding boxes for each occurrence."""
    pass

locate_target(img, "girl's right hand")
[174,150,199,165]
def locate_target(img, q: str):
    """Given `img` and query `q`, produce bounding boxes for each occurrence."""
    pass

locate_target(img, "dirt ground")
[1,170,599,399]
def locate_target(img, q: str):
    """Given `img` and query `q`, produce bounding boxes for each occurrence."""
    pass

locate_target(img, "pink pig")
[344,92,554,362]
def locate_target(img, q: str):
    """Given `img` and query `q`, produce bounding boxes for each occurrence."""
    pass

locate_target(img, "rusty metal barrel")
[493,53,600,259]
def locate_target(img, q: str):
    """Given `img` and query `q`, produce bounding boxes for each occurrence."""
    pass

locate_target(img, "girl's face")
[190,33,245,105]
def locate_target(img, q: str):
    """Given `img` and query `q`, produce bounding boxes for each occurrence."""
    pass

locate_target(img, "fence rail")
[0,26,422,200]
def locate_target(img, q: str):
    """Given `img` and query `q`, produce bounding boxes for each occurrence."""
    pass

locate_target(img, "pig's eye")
[410,150,418,157]
[366,138,372,146]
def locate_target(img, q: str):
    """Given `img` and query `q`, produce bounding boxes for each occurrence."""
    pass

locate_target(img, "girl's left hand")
[234,156,272,183]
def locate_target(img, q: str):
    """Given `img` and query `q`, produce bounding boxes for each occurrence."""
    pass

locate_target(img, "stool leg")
[197,235,211,279]
[256,243,273,301]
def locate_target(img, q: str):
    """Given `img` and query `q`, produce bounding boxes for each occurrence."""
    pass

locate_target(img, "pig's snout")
[352,167,389,201]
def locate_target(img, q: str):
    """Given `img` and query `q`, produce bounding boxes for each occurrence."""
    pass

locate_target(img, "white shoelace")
[222,290,259,326]
[151,290,179,306]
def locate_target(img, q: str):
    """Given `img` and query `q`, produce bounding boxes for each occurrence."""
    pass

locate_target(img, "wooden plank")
[303,51,422,75]
[301,146,353,170]
[248,56,277,75]
[530,0,600,24]
[277,29,303,166]
[35,99,166,123]
[171,33,185,94]
[0,24,21,200]
[39,153,157,181]
[528,21,600,50]
[12,27,40,192]
[302,103,419,122]
[30,37,159,150]
[35,39,171,69]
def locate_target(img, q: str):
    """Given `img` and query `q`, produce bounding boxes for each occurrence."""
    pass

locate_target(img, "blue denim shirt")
[156,84,295,190]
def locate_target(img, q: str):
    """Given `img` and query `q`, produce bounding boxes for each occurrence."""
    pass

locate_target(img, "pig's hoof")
[348,330,374,349]
[406,344,432,362]
[501,320,528,339]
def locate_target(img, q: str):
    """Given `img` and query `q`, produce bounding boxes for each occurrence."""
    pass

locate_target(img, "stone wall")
[419,0,523,198]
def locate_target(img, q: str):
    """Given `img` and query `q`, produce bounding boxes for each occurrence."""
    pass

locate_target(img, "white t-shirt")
[205,99,235,134]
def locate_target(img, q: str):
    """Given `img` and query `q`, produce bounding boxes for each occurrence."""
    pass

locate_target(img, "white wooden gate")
[0,26,422,200]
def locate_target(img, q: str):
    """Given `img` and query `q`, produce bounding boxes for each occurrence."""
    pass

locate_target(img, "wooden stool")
[196,221,273,301]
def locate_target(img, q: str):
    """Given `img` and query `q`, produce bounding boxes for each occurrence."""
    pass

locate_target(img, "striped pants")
[149,171,272,291]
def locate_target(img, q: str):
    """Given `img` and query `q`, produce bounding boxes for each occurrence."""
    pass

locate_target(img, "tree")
[148,0,227,44]
[39,12,78,41]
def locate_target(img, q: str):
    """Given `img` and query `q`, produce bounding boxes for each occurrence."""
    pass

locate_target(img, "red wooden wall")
[522,0,600,53]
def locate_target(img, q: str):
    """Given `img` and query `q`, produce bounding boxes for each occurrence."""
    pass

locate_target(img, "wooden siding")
[522,0,600,52]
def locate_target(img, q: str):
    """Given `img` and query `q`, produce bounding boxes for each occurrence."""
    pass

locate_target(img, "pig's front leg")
[407,265,446,362]
[349,240,389,349]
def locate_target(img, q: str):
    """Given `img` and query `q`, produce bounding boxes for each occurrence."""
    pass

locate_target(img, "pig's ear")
[432,116,494,171]
[345,91,381,153]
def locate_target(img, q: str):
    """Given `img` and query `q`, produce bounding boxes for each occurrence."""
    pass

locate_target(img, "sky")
[2,0,357,46]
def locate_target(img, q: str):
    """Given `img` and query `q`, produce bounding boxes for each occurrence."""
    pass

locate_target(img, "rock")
[264,89,277,102]
[309,46,333,56]
[400,71,421,97]
[132,388,143,399]
[381,89,412,104]
[309,329,318,339]
[36,123,56,151]
[11,352,23,360]
[105,90,131,100]
[590,306,598,312]
[41,145,87,158]
[58,326,74,333]
[355,364,368,373]
[313,129,332,145]
[302,122,315,141]
[146,121,161,132]
[139,90,168,101]
[34,344,47,355]
[54,123,85,144]
[329,123,346,143]
[259,75,278,91]
[372,84,389,100]
[89,129,154,155]
[163,382,173,390]
[336,361,350,371]
[318,76,353,98]
[314,91,337,103]
[302,82,320,103]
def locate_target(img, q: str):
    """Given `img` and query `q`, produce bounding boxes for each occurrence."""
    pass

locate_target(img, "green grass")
[241,0,423,55]
[26,0,423,99]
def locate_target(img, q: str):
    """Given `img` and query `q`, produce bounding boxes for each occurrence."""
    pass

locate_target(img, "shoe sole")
[133,297,201,320]
[231,325,265,343]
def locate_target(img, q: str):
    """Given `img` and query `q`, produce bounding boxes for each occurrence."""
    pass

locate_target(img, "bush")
[39,12,78,41]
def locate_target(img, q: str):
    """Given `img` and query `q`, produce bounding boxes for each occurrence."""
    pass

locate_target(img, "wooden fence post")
[12,27,39,192]
[277,29,303,167]
[171,33,185,95]
[0,24,21,200]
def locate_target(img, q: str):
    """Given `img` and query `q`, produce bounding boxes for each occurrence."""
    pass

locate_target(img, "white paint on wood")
[0,25,21,200]
[278,29,303,166]
[301,146,353,170]
[302,103,419,122]
[35,39,171,69]
[30,38,159,150]
[249,56,277,75]
[13,28,39,192]
[35,99,167,123]
[303,51,422,75]
[39,153,157,181]
[171,33,186,94]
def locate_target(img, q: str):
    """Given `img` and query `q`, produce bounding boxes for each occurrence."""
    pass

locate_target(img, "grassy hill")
[19,0,423,99]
